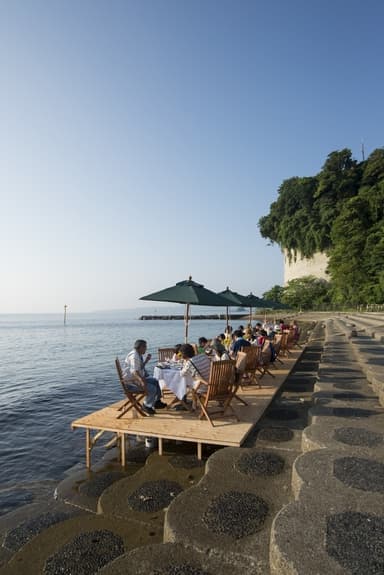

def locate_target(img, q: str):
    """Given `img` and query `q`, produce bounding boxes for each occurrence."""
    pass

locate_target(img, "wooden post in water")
[64,304,67,325]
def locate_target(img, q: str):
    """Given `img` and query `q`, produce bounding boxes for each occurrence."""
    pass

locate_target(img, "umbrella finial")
[188,275,192,281]
[226,286,229,290]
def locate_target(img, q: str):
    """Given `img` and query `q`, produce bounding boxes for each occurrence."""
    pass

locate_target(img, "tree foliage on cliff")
[258,148,384,304]
[263,277,331,310]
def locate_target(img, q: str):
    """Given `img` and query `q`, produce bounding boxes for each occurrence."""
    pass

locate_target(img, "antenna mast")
[64,304,68,325]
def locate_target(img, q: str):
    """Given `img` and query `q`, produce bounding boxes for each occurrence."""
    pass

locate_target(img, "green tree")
[314,149,361,251]
[258,176,319,259]
[328,180,384,305]
[262,285,285,303]
[315,149,360,199]
[259,147,384,306]
[281,276,331,310]
[361,148,384,186]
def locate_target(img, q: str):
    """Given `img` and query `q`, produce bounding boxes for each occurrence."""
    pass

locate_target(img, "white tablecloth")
[153,366,194,400]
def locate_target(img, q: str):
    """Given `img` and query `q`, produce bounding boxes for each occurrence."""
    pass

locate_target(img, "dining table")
[153,361,195,402]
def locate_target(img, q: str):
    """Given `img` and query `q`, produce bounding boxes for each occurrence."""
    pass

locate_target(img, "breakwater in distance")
[139,313,247,320]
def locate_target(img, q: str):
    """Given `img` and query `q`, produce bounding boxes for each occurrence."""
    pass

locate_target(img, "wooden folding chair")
[192,359,239,426]
[233,351,250,405]
[272,334,284,365]
[238,345,262,387]
[290,323,302,348]
[158,347,176,362]
[115,357,147,418]
[258,341,276,378]
[157,348,178,400]
[280,332,294,357]
[287,330,296,351]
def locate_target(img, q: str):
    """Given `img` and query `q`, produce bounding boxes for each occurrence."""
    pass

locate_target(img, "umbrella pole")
[226,306,229,331]
[249,307,252,326]
[184,303,190,343]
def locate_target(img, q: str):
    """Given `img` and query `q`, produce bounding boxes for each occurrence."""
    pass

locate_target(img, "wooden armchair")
[158,347,176,362]
[272,334,284,365]
[258,341,276,378]
[115,357,147,418]
[287,330,296,352]
[192,359,239,426]
[280,331,296,357]
[237,345,262,387]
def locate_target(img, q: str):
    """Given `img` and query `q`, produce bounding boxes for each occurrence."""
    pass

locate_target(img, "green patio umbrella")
[140,276,230,342]
[243,293,283,324]
[242,292,270,325]
[217,287,249,330]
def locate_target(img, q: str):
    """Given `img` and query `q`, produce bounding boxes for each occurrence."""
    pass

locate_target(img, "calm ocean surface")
[0,312,245,488]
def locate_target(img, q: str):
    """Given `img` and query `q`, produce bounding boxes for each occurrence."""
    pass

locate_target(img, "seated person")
[256,329,268,346]
[281,320,290,332]
[180,343,211,390]
[263,320,274,337]
[276,318,289,332]
[172,343,183,362]
[290,320,301,343]
[124,339,167,415]
[274,320,282,333]
[244,324,253,340]
[225,325,233,337]
[224,325,233,348]
[211,338,231,361]
[197,337,210,354]
[248,328,259,343]
[230,329,251,356]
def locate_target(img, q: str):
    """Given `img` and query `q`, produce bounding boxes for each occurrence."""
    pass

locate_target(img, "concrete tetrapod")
[164,446,297,574]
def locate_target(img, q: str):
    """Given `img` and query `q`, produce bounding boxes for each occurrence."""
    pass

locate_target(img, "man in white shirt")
[124,339,166,415]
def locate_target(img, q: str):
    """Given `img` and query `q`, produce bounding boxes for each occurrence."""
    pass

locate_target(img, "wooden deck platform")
[72,350,301,468]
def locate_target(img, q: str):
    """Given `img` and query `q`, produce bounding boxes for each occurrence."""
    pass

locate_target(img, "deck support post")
[86,429,91,469]
[120,433,126,468]
[158,437,163,456]
[197,442,202,460]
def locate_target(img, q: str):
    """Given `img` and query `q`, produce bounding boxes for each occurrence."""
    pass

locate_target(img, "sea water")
[0,311,240,487]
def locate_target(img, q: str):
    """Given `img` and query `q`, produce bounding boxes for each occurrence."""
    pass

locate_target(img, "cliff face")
[284,250,329,284]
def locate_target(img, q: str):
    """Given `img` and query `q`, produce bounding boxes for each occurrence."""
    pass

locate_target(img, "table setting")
[153,361,194,405]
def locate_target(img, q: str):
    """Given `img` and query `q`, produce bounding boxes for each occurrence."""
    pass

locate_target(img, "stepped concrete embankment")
[270,316,384,575]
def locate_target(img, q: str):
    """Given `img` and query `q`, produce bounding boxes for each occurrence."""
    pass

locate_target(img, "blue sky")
[1,0,383,313]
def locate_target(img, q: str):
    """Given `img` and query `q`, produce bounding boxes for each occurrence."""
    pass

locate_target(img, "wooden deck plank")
[71,352,301,466]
